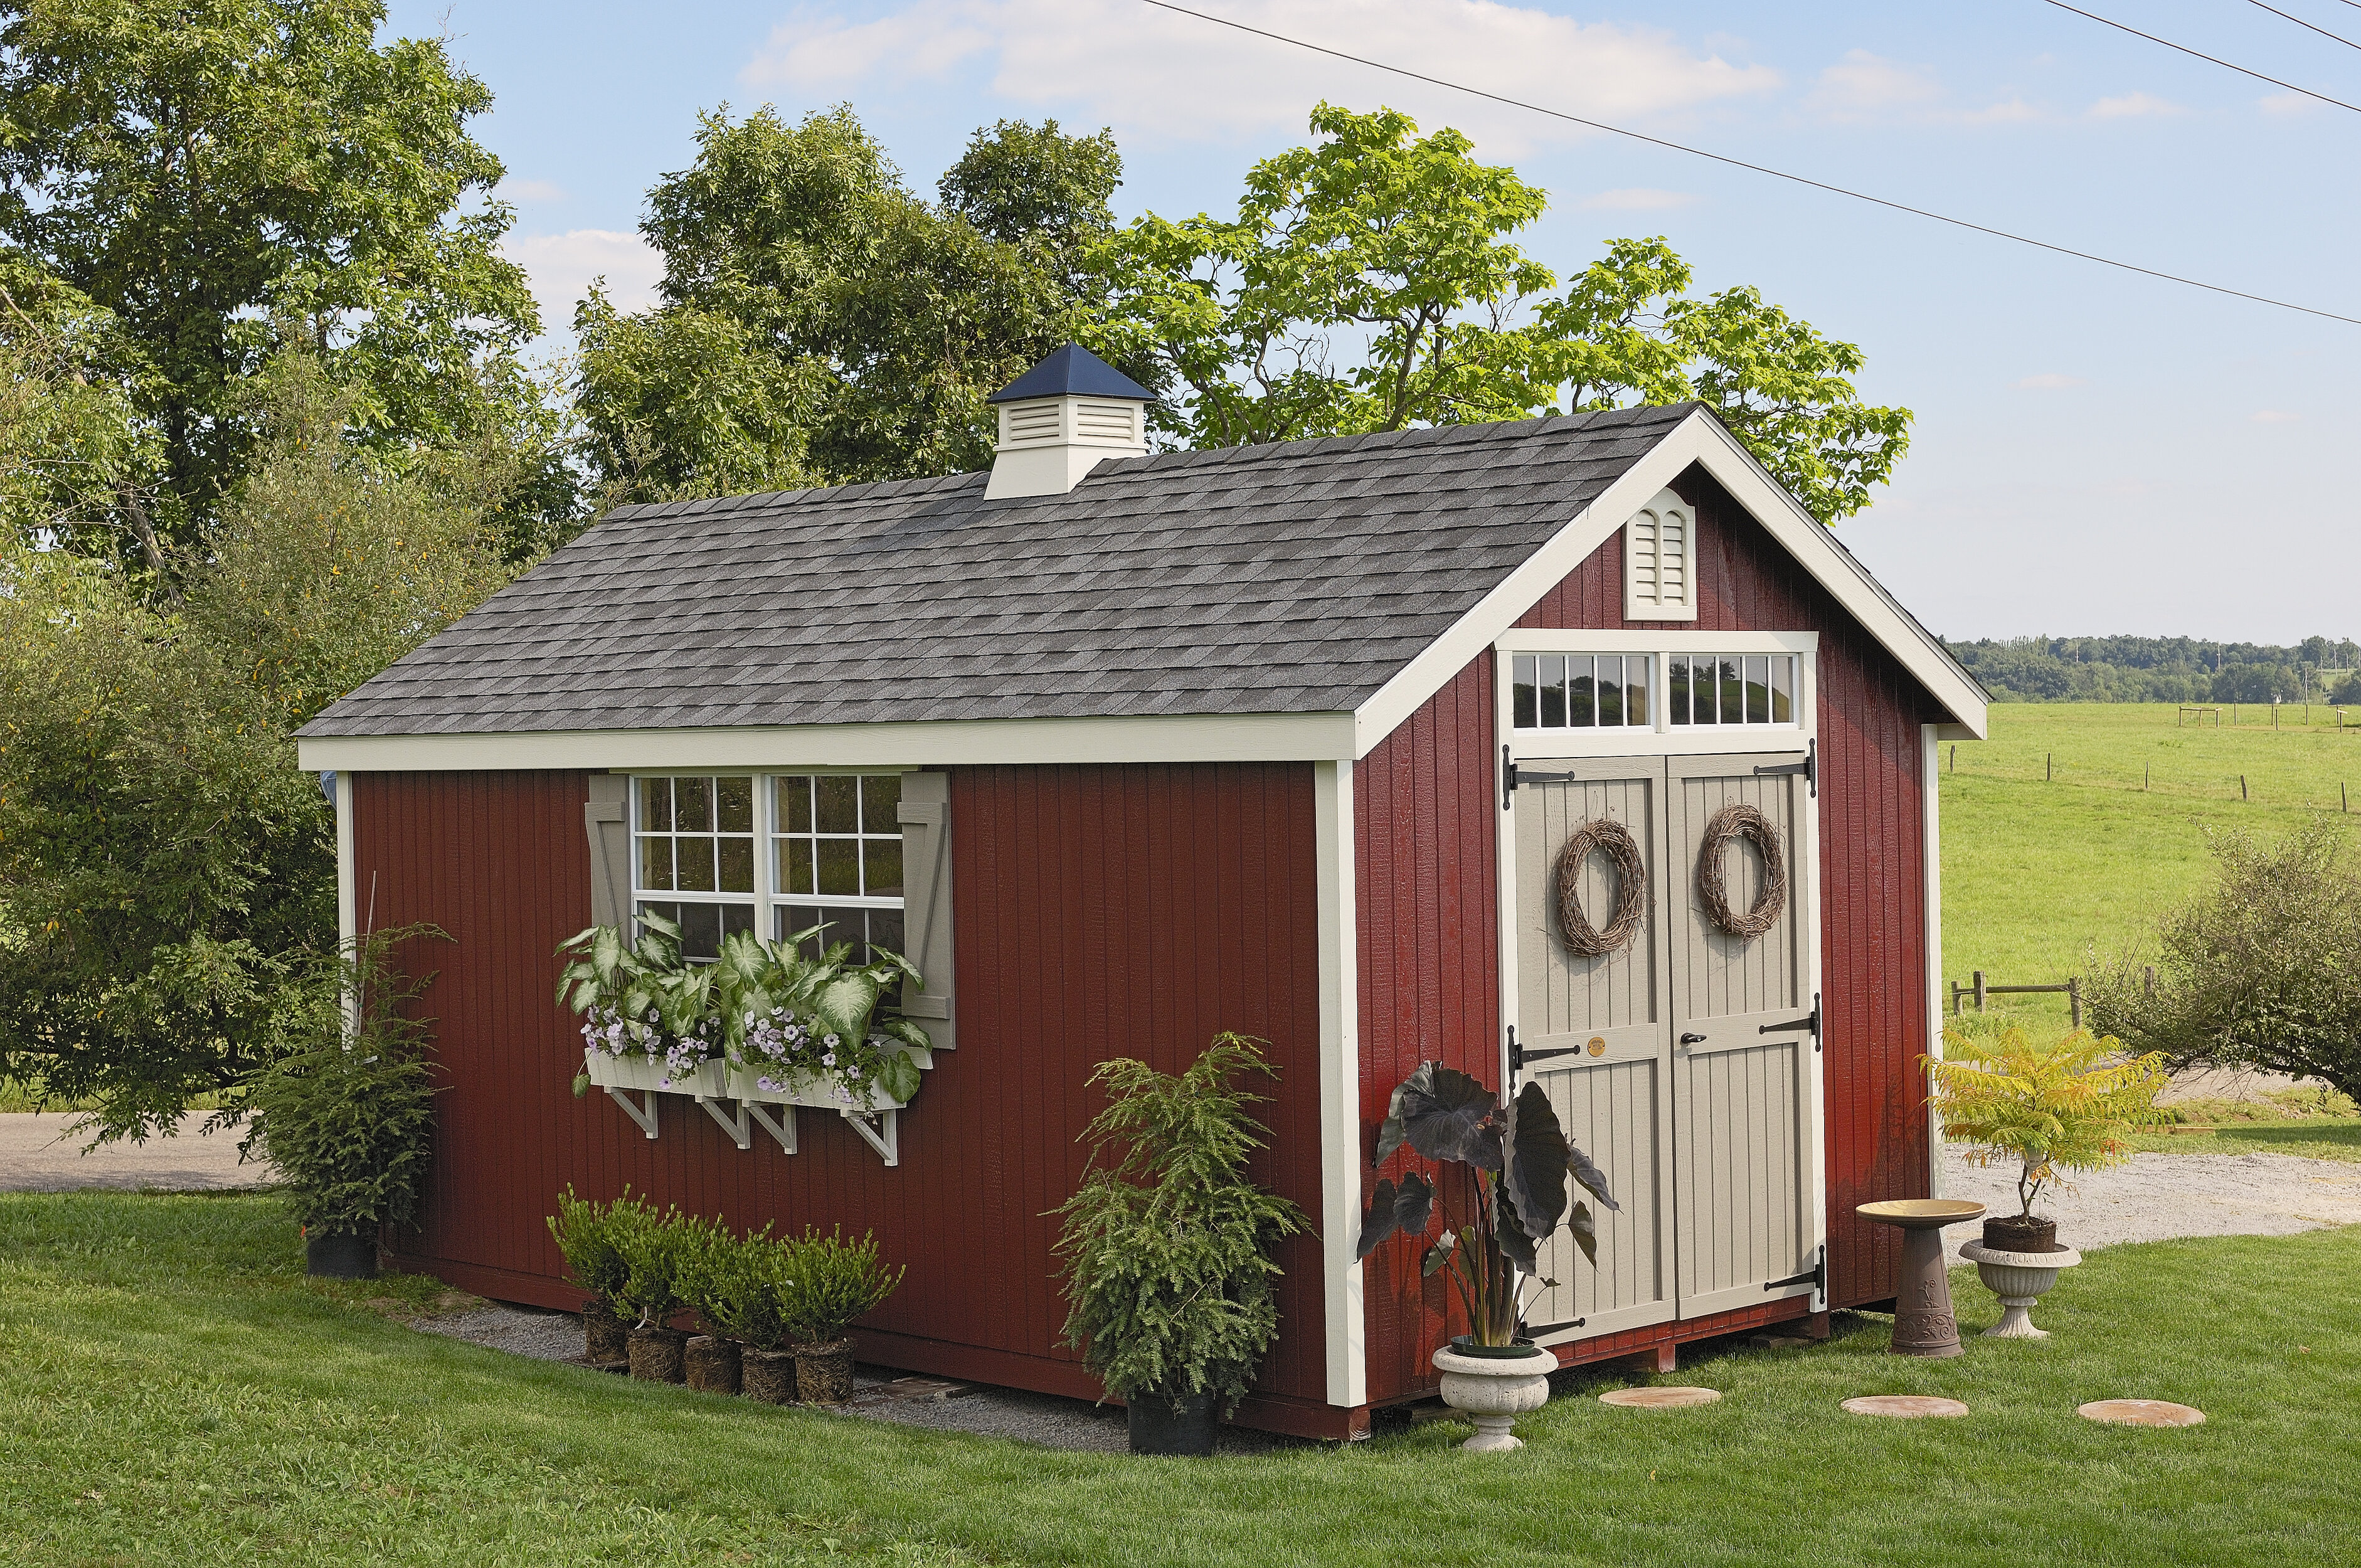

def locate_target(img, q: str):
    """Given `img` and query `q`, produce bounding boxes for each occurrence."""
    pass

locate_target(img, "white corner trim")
[1922,723,1946,1200]
[1352,410,1988,756]
[295,711,1359,773]
[335,768,358,1035]
[1313,758,1367,1409]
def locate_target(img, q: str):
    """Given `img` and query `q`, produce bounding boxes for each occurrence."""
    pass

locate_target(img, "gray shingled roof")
[300,403,1696,738]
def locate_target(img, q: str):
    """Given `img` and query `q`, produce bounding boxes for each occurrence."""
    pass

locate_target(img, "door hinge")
[1758,991,1822,1052]
[1764,1244,1825,1297]
[1522,1316,1586,1338]
[1753,737,1817,798]
[1501,744,1516,810]
[1507,1023,1520,1074]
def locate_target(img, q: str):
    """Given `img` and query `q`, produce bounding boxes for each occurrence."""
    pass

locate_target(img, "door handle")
[1679,1032,1709,1046]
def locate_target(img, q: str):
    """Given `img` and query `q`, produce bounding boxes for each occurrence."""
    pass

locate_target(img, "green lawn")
[5,1192,2355,1567]
[1940,702,2360,1030]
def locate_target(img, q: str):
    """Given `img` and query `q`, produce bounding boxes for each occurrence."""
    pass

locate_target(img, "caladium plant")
[1355,1063,1618,1347]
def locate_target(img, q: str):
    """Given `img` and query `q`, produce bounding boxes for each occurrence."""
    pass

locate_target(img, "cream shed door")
[1665,753,1819,1320]
[1510,758,1677,1342]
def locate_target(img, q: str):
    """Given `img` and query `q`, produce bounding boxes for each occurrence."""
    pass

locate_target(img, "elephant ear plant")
[1356,1063,1618,1348]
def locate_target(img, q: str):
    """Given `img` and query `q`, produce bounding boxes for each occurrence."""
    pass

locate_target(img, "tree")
[576,106,1122,501]
[0,0,544,567]
[0,248,159,554]
[1091,104,1911,523]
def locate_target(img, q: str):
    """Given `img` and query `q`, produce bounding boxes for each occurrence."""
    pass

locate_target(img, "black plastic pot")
[1127,1392,1218,1457]
[1448,1335,1544,1359]
[305,1231,378,1279]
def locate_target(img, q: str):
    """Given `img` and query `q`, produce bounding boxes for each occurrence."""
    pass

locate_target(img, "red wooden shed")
[297,346,1987,1439]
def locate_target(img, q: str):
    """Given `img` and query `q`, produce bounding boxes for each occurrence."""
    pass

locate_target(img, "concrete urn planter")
[1431,1343,1554,1452]
[1958,1241,2082,1338]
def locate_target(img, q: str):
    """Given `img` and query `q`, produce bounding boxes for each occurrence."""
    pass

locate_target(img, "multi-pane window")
[1666,654,1796,726]
[772,774,905,963]
[635,775,757,959]
[1513,654,1652,731]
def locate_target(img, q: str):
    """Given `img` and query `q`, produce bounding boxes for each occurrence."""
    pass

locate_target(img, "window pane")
[1539,655,1566,728]
[864,836,904,899]
[778,775,812,834]
[677,901,723,962]
[1626,657,1649,726]
[775,904,825,946]
[1720,659,1743,724]
[1597,655,1623,727]
[1512,654,1538,729]
[817,837,859,896]
[815,775,859,834]
[639,776,672,833]
[866,904,906,961]
[1771,656,1794,723]
[1744,657,1769,723]
[1667,656,1691,726]
[1569,655,1596,727]
[718,835,755,893]
[676,776,713,834]
[861,773,903,834]
[721,904,755,942]
[717,776,754,834]
[780,838,814,896]
[677,837,717,892]
[639,835,674,891]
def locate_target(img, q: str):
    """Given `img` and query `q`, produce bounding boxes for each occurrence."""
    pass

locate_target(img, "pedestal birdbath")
[1857,1199,1986,1358]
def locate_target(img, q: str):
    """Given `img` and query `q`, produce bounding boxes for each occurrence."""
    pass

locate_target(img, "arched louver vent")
[1625,489,1698,621]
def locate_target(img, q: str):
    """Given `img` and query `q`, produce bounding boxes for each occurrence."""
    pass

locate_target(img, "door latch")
[1678,1032,1709,1047]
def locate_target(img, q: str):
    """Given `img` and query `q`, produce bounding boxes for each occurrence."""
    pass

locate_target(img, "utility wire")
[2039,1,2361,112]
[1133,0,2361,327]
[2246,0,2361,52]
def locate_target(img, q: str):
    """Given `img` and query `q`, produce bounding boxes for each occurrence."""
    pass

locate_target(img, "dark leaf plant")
[1051,1034,1308,1414]
[1356,1063,1618,1348]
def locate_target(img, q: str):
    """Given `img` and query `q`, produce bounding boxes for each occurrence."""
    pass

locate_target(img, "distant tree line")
[1942,635,2361,704]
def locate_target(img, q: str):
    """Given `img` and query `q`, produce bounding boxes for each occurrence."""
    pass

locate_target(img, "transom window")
[630,772,908,961]
[1508,646,1805,736]
[1668,654,1796,726]
[1514,654,1651,731]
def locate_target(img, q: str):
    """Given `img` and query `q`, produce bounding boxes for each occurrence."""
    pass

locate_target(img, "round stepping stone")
[1842,1395,1970,1419]
[1599,1386,1722,1409]
[2077,1399,2205,1428]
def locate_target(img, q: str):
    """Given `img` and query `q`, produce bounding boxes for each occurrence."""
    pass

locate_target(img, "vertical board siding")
[1357,463,1936,1401]
[357,762,1329,1414]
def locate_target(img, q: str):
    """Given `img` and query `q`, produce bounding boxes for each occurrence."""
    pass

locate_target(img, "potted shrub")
[546,1185,637,1362]
[1924,1024,2168,1337]
[242,928,444,1279]
[697,1231,801,1404]
[608,1201,706,1382]
[680,1222,783,1396]
[1050,1033,1308,1456]
[1355,1062,1617,1452]
[785,1227,903,1406]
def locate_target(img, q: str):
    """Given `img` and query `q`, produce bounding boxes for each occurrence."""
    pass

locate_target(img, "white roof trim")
[1350,409,1988,753]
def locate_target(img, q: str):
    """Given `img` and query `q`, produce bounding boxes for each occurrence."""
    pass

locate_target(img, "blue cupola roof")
[986,343,1156,404]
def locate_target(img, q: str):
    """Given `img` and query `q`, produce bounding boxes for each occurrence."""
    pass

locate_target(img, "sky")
[382,0,2360,645]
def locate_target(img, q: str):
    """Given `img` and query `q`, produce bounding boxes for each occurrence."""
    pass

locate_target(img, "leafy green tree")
[0,0,544,561]
[0,250,160,559]
[1092,104,1911,522]
[576,106,1121,501]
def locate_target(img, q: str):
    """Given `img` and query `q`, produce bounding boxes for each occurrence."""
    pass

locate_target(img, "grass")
[4,1192,2356,1567]
[1940,702,2359,1030]
[2122,1088,2361,1162]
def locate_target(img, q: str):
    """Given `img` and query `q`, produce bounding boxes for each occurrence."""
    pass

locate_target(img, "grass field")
[1938,702,2360,1030]
[5,1190,2355,1567]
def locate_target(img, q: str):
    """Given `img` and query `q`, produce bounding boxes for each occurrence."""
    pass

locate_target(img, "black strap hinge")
[1753,737,1817,798]
[1501,744,1515,810]
[1522,1316,1586,1338]
[1758,991,1822,1052]
[1764,1244,1826,1296]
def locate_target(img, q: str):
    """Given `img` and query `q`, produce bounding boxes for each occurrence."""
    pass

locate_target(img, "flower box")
[583,1050,728,1099]
[728,1064,910,1116]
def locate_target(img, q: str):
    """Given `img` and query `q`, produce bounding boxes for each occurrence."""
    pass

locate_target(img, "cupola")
[983,344,1155,500]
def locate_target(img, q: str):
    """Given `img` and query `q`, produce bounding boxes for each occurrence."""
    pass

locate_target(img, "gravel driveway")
[1938,1143,2361,1250]
[0,1111,268,1192]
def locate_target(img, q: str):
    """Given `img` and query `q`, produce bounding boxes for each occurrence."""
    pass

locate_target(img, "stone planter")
[1431,1342,1554,1453]
[686,1335,743,1395]
[1959,1241,2082,1338]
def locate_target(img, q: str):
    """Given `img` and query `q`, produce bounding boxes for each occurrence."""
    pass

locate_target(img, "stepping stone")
[1600,1386,1722,1409]
[1842,1395,1970,1419]
[2077,1399,2205,1428]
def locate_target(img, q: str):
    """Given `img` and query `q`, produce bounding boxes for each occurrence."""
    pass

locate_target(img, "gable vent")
[1002,400,1061,444]
[1624,489,1699,621]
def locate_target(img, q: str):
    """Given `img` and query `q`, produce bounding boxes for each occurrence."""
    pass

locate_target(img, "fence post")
[2069,977,2082,1031]
[1950,743,1956,773]
[2145,764,2150,792]
[2046,752,2053,781]
[2242,775,2249,802]
[2144,964,2156,997]
[1973,970,1987,1014]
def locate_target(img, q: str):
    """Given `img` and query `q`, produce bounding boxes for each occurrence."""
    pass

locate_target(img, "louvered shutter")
[1624,489,1699,621]
[585,773,632,928]
[895,770,957,1051]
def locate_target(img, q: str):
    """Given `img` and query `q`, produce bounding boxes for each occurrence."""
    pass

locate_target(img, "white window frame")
[628,767,916,957]
[1495,630,1819,761]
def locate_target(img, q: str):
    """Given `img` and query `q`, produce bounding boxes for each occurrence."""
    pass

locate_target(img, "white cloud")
[496,177,568,203]
[1579,188,1695,211]
[501,230,665,332]
[2088,92,2182,120]
[1807,50,1940,120]
[2250,409,2300,424]
[743,0,1782,151]
[2015,373,2087,389]
[2259,90,2316,116]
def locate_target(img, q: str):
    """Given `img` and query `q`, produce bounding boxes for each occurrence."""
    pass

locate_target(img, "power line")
[1132,0,2361,328]
[2039,1,2361,112]
[2246,0,2361,52]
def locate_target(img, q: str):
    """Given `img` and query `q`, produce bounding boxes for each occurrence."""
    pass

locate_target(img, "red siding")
[358,761,1329,1425]
[1356,463,1938,1399]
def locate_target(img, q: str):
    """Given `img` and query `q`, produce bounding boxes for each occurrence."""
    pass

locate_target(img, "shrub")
[545,1186,635,1309]
[2087,820,2361,1104]
[242,927,445,1237]
[783,1227,903,1348]
[1050,1033,1307,1412]
[1923,1025,2168,1218]
[607,1199,711,1329]
[681,1224,795,1349]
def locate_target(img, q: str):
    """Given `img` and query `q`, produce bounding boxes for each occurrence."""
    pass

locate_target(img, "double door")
[1507,751,1822,1343]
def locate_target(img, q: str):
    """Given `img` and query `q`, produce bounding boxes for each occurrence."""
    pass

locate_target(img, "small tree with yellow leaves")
[1922,1027,2170,1220]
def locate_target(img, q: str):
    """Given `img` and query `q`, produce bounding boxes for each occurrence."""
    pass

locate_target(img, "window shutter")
[585,773,632,928]
[1623,489,1699,621]
[895,770,957,1051]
